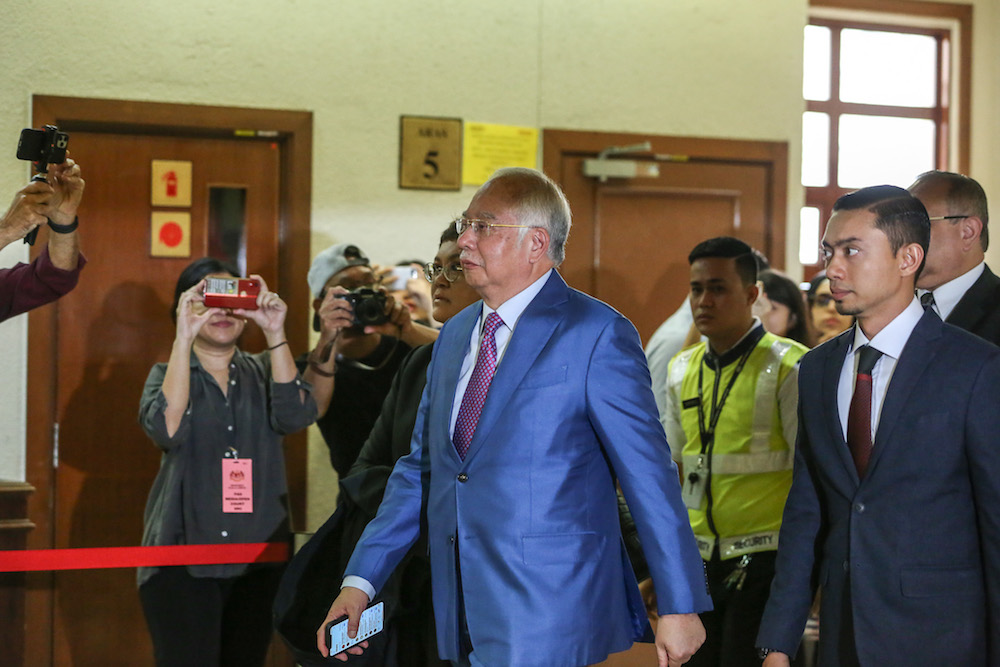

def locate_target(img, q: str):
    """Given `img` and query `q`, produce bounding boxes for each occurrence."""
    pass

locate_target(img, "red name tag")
[222,458,253,513]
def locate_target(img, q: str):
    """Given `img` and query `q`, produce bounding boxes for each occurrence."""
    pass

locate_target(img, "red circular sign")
[159,221,183,248]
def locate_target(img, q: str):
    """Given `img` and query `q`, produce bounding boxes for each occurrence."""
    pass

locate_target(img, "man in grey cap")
[301,242,438,477]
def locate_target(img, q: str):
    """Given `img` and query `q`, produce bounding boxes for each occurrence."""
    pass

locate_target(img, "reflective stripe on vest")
[672,338,796,475]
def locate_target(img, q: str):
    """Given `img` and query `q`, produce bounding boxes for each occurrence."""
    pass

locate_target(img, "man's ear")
[747,281,761,307]
[527,227,551,264]
[960,216,984,251]
[898,242,924,277]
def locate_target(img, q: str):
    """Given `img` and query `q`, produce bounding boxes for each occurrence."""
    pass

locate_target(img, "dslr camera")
[344,287,389,328]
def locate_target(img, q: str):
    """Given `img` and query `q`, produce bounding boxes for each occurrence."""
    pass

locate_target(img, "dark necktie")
[847,345,883,478]
[453,312,504,460]
[920,291,936,311]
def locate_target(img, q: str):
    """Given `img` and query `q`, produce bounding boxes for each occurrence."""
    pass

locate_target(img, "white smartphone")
[325,600,385,655]
[388,266,418,291]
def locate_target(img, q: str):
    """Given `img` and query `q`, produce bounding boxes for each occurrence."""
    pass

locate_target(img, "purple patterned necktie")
[453,312,504,459]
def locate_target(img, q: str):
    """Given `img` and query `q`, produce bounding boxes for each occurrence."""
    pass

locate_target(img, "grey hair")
[479,167,572,265]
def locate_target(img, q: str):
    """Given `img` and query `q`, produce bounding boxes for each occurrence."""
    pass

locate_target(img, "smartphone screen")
[326,601,385,654]
[388,266,418,291]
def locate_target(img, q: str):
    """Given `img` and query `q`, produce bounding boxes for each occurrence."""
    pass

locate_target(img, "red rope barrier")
[0,542,288,573]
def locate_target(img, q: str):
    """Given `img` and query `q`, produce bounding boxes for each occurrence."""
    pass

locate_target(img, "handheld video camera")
[16,125,70,246]
[203,277,261,310]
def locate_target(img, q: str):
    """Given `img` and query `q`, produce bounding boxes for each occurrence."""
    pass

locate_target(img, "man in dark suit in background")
[755,185,1000,665]
[908,170,1000,345]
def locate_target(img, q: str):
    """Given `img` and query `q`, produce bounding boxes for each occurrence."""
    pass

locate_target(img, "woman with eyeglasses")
[280,223,479,666]
[807,272,854,346]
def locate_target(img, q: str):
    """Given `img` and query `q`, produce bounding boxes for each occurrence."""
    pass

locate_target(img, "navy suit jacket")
[346,272,711,667]
[757,311,1000,665]
[948,264,1000,347]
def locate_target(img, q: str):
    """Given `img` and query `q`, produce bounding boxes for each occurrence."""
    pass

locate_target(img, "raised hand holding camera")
[16,125,76,245]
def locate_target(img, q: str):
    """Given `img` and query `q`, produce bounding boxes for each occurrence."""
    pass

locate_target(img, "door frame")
[24,95,312,664]
[542,128,789,271]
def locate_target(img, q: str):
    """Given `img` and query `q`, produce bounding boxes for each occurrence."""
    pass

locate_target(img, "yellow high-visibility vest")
[666,331,806,560]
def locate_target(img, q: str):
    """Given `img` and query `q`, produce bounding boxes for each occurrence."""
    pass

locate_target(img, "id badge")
[680,456,708,510]
[222,458,253,513]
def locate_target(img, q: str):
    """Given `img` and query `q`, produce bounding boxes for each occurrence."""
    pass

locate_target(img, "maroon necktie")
[847,345,882,477]
[453,312,503,460]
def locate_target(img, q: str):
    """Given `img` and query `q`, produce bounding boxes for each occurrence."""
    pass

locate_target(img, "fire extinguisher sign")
[151,160,193,207]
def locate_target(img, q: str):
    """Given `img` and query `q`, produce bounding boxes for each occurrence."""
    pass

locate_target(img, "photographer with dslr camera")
[301,242,438,477]
[0,156,85,322]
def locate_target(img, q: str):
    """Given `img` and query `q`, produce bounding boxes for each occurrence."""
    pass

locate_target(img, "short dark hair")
[171,257,239,322]
[439,222,459,246]
[833,185,930,278]
[688,236,757,286]
[759,269,810,345]
[910,170,990,251]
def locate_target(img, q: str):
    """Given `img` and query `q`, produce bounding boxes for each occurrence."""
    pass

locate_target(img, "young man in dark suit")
[756,185,1000,666]
[908,170,1000,346]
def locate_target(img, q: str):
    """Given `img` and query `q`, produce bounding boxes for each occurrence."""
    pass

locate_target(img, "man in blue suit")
[756,186,1000,666]
[317,168,712,666]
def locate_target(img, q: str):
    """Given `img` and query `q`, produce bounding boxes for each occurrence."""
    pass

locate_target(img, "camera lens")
[348,289,389,327]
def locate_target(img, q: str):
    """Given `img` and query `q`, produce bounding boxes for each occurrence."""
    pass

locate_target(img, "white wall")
[1,0,996,528]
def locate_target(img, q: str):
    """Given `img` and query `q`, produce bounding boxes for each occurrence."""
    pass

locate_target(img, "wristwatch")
[758,647,778,659]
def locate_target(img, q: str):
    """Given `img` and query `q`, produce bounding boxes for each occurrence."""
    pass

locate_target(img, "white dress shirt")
[918,261,984,321]
[449,269,552,436]
[836,297,924,441]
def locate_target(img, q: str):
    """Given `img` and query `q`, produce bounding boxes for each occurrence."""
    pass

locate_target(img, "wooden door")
[544,129,788,345]
[545,130,787,667]
[24,98,312,666]
[53,132,280,665]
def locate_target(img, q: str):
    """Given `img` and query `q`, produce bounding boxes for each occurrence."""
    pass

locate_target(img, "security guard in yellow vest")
[662,237,806,667]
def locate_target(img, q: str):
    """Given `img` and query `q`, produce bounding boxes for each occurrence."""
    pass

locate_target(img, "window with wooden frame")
[798,0,971,267]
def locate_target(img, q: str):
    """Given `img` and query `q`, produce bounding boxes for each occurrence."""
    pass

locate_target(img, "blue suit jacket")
[757,311,1000,665]
[346,272,711,667]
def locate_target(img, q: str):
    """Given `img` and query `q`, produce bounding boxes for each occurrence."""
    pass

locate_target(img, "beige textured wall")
[0,1,996,530]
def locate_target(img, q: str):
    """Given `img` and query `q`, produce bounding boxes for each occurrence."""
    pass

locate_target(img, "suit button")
[457,473,468,483]
[843,560,849,572]
[448,535,455,544]
[853,502,865,513]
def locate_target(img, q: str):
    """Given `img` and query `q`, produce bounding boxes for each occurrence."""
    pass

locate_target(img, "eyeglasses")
[813,294,835,308]
[454,217,534,237]
[929,215,970,222]
[423,261,463,283]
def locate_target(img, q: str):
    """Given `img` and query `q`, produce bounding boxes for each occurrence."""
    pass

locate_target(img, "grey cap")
[307,243,370,297]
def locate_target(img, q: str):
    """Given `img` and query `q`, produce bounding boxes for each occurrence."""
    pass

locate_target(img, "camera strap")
[339,335,400,372]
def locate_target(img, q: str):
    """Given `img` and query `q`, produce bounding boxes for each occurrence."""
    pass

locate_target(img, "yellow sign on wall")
[462,122,539,186]
[151,160,193,207]
[151,211,191,258]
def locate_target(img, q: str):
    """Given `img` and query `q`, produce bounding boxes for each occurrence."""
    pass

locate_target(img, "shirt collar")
[705,319,765,369]
[478,269,552,332]
[850,297,924,360]
[918,261,985,321]
[189,346,244,369]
